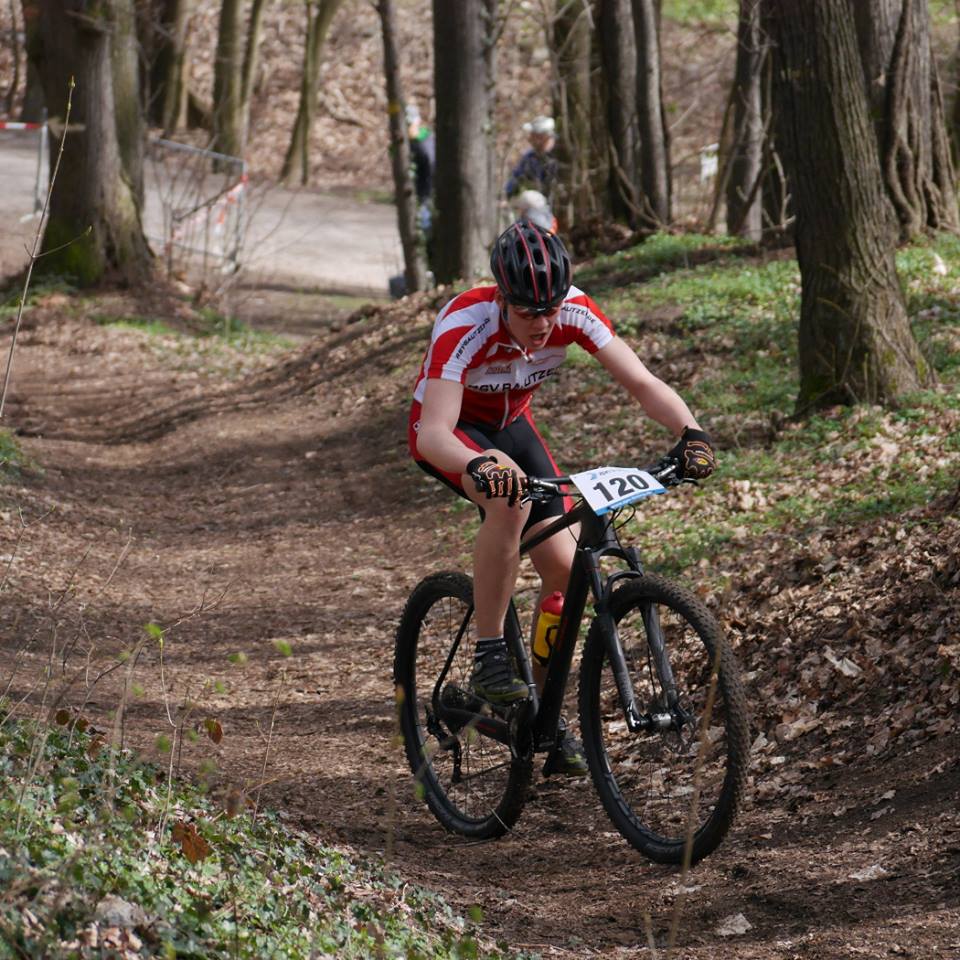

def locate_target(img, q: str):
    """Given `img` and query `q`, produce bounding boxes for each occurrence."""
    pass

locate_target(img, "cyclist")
[407,221,715,776]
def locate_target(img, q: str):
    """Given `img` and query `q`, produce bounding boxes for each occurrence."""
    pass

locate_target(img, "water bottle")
[532,592,564,666]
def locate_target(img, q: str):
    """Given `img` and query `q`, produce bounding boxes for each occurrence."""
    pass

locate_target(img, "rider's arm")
[416,378,482,474]
[595,336,702,436]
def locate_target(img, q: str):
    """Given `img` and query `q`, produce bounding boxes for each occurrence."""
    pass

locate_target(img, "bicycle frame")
[432,485,683,755]
[516,495,680,751]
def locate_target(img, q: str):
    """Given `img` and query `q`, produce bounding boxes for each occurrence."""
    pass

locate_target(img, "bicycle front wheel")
[579,574,749,864]
[393,572,532,840]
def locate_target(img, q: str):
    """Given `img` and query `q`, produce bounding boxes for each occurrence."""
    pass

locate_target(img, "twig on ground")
[252,667,285,823]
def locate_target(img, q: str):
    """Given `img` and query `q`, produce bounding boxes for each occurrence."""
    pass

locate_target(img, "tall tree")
[725,0,764,239]
[432,0,497,283]
[631,0,670,226]
[281,0,345,185]
[36,0,152,286]
[953,1,960,162]
[763,0,931,411]
[551,0,595,227]
[850,0,958,237]
[5,0,22,115]
[597,0,640,227]
[376,0,426,293]
[112,0,143,205]
[212,0,244,158]
[146,0,192,133]
[241,0,270,106]
[18,0,45,122]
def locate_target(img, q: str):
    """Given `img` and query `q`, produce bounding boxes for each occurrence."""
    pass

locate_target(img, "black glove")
[466,455,523,506]
[667,427,716,480]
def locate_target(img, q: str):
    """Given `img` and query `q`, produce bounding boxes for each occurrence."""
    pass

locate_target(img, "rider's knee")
[479,498,529,535]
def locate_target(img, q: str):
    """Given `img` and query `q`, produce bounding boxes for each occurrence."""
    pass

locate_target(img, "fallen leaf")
[824,647,863,677]
[203,718,224,744]
[171,820,212,864]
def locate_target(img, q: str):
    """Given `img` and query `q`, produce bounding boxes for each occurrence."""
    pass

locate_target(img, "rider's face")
[504,301,561,352]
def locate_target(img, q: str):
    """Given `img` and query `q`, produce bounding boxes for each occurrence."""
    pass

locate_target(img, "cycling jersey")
[409,284,615,446]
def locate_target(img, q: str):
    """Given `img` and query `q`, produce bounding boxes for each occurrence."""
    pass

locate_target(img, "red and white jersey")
[411,284,615,430]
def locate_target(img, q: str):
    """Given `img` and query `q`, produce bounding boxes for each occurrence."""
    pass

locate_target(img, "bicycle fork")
[586,547,678,735]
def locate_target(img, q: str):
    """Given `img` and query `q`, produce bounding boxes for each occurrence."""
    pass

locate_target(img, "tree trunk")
[587,17,612,222]
[763,0,931,412]
[760,51,791,234]
[631,0,670,227]
[212,0,244,159]
[376,0,426,293]
[432,0,497,283]
[850,0,959,237]
[953,2,960,163]
[597,0,640,227]
[726,0,764,239]
[148,0,192,133]
[551,0,594,228]
[5,0,22,115]
[19,0,46,122]
[36,0,152,287]
[112,0,143,205]
[281,0,345,186]
[241,0,270,105]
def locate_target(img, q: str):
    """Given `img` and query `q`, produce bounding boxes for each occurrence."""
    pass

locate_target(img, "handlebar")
[522,457,692,505]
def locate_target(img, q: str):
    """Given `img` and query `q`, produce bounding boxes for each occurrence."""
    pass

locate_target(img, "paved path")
[0,131,402,295]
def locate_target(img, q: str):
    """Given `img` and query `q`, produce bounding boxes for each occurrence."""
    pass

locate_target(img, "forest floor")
[1,273,957,958]
[2,4,959,955]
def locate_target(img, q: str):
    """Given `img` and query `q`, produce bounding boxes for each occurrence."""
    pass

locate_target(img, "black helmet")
[490,221,572,313]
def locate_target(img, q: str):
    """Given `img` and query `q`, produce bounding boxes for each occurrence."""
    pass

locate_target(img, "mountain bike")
[393,459,750,865]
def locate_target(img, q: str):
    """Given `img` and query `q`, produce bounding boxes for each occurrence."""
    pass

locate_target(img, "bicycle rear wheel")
[394,572,532,839]
[579,574,749,864]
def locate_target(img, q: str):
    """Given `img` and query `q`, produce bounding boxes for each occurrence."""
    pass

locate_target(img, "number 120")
[592,474,649,502]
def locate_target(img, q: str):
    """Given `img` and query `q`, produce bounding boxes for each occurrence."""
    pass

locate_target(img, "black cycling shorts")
[414,408,572,534]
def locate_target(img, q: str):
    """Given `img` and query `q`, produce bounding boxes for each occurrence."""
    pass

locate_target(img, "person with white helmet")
[504,115,558,202]
[513,188,557,233]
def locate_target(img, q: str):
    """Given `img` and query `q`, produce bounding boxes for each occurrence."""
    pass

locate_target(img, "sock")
[475,636,505,660]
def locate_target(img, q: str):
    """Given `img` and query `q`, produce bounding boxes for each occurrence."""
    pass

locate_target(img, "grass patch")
[0,717,532,959]
[0,280,78,324]
[96,316,180,338]
[584,232,959,429]
[898,234,960,380]
[630,406,957,581]
[0,430,30,482]
[93,312,294,379]
[557,232,960,582]
[575,232,750,295]
[663,0,735,28]
[95,312,294,353]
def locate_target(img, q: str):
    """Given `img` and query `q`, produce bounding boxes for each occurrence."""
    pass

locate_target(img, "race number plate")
[569,467,666,515]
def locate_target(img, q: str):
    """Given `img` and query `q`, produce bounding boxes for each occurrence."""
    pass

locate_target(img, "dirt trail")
[1,294,958,959]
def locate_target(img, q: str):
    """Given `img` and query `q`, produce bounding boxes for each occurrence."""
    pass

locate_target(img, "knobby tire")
[579,574,750,864]
[393,572,532,840]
